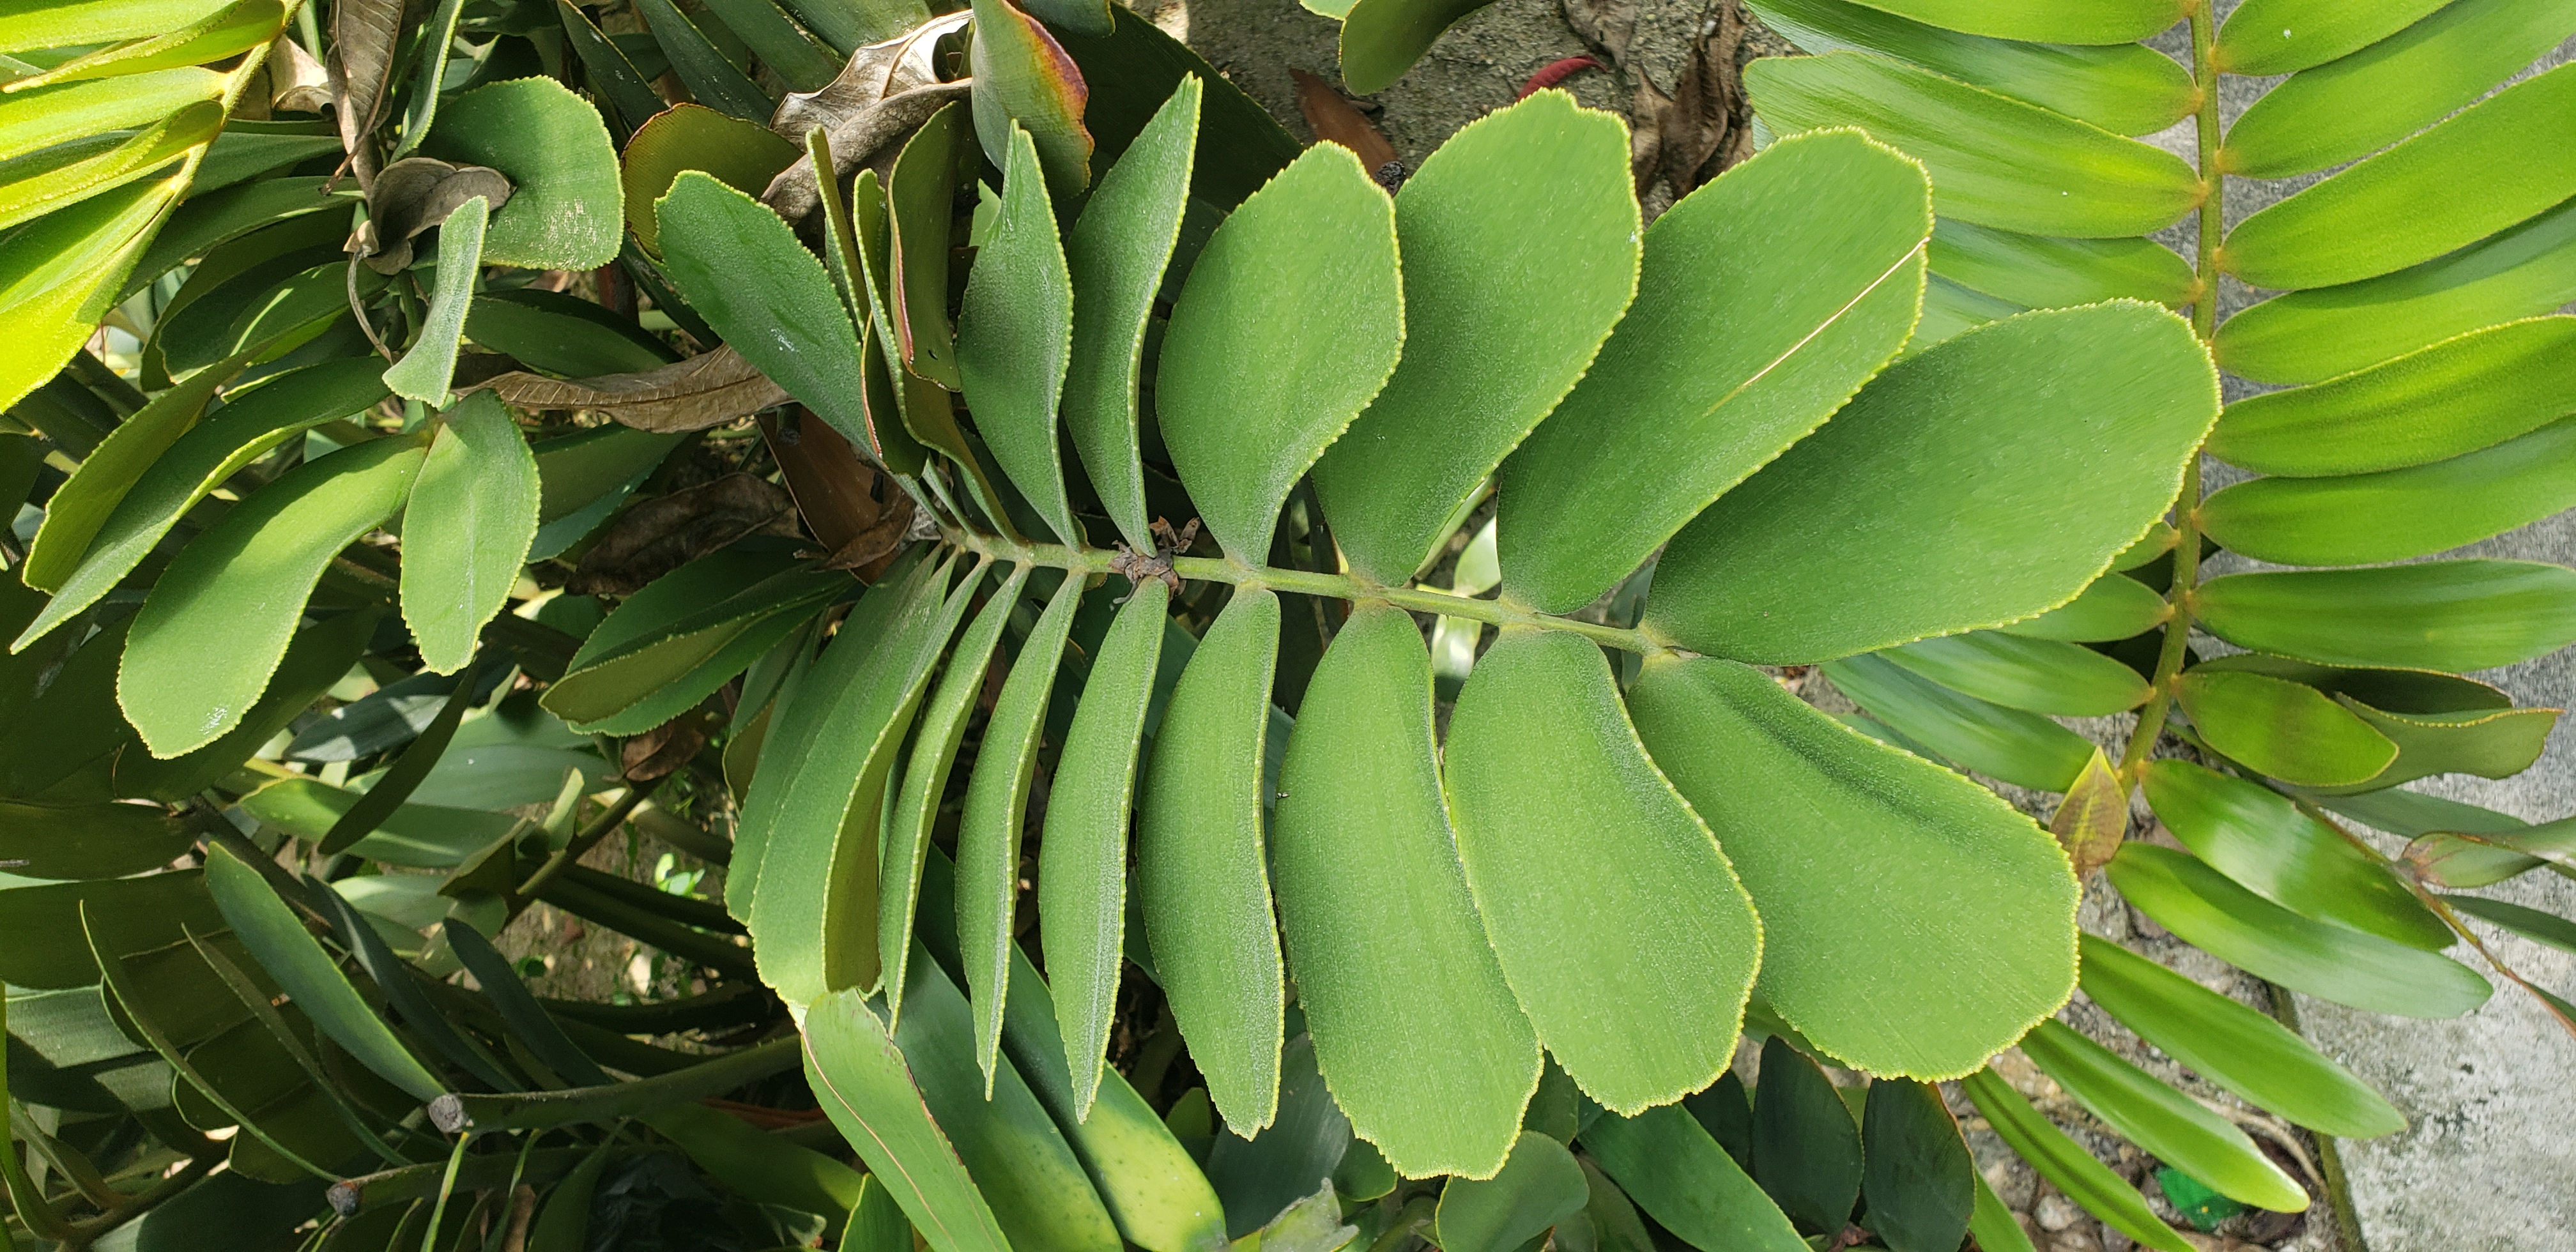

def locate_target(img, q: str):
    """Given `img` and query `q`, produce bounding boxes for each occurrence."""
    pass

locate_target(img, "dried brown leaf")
[268,37,333,115]
[762,13,972,228]
[329,0,405,186]
[758,409,914,580]
[1560,0,1637,66]
[566,473,799,596]
[360,157,513,272]
[1290,68,1397,173]
[621,716,709,781]
[470,349,790,432]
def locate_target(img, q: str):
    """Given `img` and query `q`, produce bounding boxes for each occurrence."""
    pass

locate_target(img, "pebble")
[2037,1193,2085,1232]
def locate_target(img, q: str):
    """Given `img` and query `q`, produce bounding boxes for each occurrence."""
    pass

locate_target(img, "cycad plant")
[0,0,2569,1248]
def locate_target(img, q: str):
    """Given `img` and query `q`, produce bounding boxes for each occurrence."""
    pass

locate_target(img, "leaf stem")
[942,530,1676,656]
[2119,2,2222,784]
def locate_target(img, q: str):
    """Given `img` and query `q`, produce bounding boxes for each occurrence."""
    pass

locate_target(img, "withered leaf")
[622,715,710,781]
[759,408,915,580]
[269,37,334,115]
[330,0,406,186]
[470,348,790,431]
[1290,68,1397,173]
[762,13,972,228]
[567,473,800,596]
[360,157,514,272]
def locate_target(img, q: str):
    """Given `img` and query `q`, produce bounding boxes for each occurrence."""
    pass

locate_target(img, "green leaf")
[1038,579,1167,1116]
[316,657,480,857]
[1501,128,1928,613]
[630,0,773,121]
[15,358,390,652]
[119,436,426,757]
[0,68,220,164]
[1312,89,1638,584]
[1928,219,2195,309]
[1749,0,2192,136]
[2213,199,2576,385]
[890,944,1125,1252]
[4,0,279,86]
[1646,304,2215,664]
[2076,934,2404,1139]
[423,77,625,270]
[2203,416,2576,567]
[556,0,666,132]
[0,100,216,234]
[802,989,1015,1252]
[1052,9,1299,213]
[544,554,843,734]
[1968,1172,2038,1252]
[2404,819,2576,889]
[2143,761,2447,948]
[202,845,447,1100]
[1816,0,2179,43]
[1273,603,1540,1179]
[0,870,224,989]
[1746,52,2199,239]
[1444,629,1758,1113]
[1137,587,1287,1133]
[2211,316,2576,477]
[1204,1028,1352,1238]
[1885,631,2150,716]
[1061,78,1196,549]
[1581,1104,1805,1252]
[2193,560,2576,673]
[19,345,241,597]
[121,176,358,303]
[618,102,800,256]
[739,550,960,1002]
[2172,670,2396,788]
[1627,656,2078,1079]
[960,572,1084,1085]
[885,101,970,391]
[657,171,878,454]
[0,798,189,880]
[1995,573,2169,643]
[698,0,840,90]
[968,0,1093,201]
[2221,0,2576,179]
[911,848,1229,1252]
[957,125,1079,546]
[2222,64,2576,291]
[1158,143,1401,563]
[1957,1068,2193,1252]
[1820,653,2092,792]
[2107,844,2491,1018]
[882,562,1022,1025]
[1861,1079,1974,1252]
[1753,1035,1862,1229]
[116,608,381,804]
[468,290,678,377]
[1433,1131,1588,1252]
[1336,0,1493,95]
[399,395,538,673]
[0,0,248,44]
[2214,0,2451,77]
[2444,894,2576,957]
[2020,1021,2307,1212]
[0,174,174,413]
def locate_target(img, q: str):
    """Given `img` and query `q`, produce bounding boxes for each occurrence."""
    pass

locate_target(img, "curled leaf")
[471,348,790,431]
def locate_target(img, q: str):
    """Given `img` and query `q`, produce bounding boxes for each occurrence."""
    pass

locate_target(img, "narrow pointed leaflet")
[1136,588,1287,1133]
[1039,578,1169,1115]
[1273,602,1540,1179]
[956,123,1078,545]
[400,391,540,674]
[1443,629,1759,1113]
[960,572,1086,1088]
[1062,78,1198,551]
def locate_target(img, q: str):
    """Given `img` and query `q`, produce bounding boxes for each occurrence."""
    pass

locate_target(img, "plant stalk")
[2118,0,2223,784]
[942,531,1675,656]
